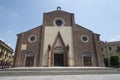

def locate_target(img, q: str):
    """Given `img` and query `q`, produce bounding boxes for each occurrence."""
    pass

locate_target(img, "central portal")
[54,54,64,66]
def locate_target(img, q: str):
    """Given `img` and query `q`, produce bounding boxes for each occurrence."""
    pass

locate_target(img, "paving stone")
[0,67,120,80]
[0,74,120,80]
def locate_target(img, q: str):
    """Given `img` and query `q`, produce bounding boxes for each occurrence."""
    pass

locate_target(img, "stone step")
[0,67,120,76]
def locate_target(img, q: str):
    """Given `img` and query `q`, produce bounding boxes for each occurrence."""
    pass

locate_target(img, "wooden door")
[83,57,92,66]
[25,57,34,67]
[54,54,64,66]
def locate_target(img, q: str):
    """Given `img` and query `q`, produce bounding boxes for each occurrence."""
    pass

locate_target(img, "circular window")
[30,36,35,41]
[28,34,37,43]
[55,19,63,26]
[53,18,65,26]
[81,35,89,43]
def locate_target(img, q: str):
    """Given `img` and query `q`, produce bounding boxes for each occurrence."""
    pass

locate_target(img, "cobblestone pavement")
[0,74,120,80]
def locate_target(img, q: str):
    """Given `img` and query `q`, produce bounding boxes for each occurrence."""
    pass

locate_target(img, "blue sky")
[0,0,120,51]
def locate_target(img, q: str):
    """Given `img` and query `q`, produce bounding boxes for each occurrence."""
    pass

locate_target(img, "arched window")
[25,50,34,67]
[83,51,92,66]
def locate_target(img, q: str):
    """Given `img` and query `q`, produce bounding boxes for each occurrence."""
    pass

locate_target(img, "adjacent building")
[0,40,13,67]
[101,41,120,58]
[14,7,104,67]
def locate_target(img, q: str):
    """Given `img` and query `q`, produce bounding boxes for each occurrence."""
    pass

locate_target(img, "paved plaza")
[0,74,120,80]
[0,67,120,80]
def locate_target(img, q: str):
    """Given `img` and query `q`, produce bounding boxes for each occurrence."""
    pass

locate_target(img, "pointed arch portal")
[50,32,68,67]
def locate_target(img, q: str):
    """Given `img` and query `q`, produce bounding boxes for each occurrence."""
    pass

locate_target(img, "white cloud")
[109,35,120,41]
[8,43,11,47]
[0,38,4,42]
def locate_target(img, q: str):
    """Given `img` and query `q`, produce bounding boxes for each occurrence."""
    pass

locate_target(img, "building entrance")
[25,57,34,67]
[83,57,92,66]
[54,54,64,66]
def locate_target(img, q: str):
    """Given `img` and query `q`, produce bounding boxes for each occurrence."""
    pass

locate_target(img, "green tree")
[104,58,109,67]
[110,56,119,67]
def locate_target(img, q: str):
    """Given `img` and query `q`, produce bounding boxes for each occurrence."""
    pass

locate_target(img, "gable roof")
[44,9,74,15]
[75,24,100,36]
[17,25,42,36]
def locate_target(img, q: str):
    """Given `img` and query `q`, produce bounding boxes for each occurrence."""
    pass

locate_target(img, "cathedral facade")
[14,8,104,67]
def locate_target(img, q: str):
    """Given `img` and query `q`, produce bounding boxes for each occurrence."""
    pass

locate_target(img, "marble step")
[0,67,120,76]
